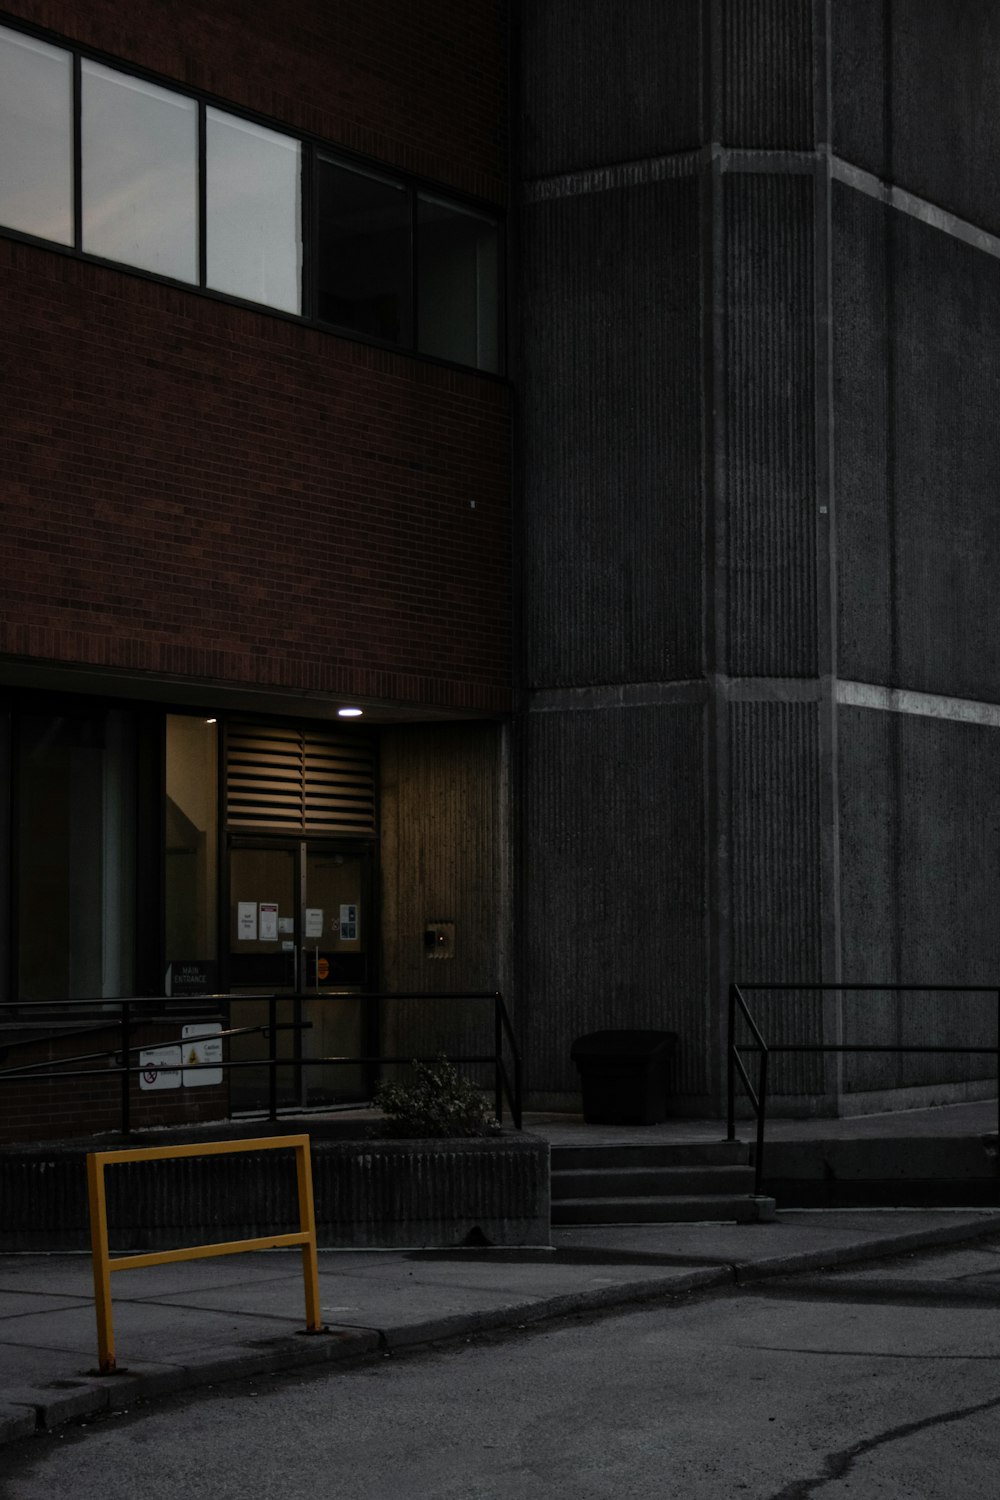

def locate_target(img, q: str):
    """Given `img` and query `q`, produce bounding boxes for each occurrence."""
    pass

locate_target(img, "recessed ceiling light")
[338,707,363,718]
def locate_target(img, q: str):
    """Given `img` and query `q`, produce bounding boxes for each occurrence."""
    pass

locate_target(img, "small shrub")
[373,1057,501,1138]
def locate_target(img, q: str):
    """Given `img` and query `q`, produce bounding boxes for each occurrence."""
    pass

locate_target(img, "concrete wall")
[831,11,1000,1107]
[517,0,828,1112]
[519,175,703,688]
[832,0,1000,236]
[520,701,708,1110]
[833,186,1000,699]
[839,708,1000,1102]
[518,0,1000,1115]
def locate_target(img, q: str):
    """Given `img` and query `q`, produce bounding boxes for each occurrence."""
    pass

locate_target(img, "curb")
[3,1214,999,1449]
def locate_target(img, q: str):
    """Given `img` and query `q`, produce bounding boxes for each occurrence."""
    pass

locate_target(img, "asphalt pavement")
[3,1206,1000,1452]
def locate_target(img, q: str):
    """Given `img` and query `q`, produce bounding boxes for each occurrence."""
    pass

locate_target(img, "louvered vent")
[225,725,376,836]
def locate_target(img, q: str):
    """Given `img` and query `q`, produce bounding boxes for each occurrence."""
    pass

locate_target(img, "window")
[165,715,218,966]
[16,709,135,1001]
[418,195,500,373]
[318,159,411,344]
[0,24,73,245]
[82,60,198,281]
[207,109,301,314]
[0,22,503,372]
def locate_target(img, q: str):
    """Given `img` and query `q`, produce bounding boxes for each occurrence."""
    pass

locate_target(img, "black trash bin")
[570,1030,678,1125]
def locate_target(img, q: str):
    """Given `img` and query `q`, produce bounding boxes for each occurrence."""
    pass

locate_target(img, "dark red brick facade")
[5,0,507,201]
[0,1,512,715]
[0,1026,229,1146]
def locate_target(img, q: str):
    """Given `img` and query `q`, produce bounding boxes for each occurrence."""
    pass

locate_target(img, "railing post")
[513,1044,523,1131]
[86,1152,116,1373]
[754,1048,769,1197]
[293,1139,324,1333]
[120,999,130,1137]
[727,984,736,1141]
[293,992,304,1109]
[494,995,503,1126]
[268,995,278,1123]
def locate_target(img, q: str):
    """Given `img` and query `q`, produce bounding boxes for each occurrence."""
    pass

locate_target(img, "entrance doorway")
[225,839,375,1111]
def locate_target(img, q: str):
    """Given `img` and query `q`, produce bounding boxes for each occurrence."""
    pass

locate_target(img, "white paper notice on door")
[305,908,324,938]
[237,901,258,941]
[258,902,279,941]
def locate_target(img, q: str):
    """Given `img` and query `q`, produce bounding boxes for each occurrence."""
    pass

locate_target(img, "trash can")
[570,1030,678,1125]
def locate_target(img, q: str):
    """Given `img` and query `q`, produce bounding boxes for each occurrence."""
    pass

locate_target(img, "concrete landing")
[529,1101,1000,1208]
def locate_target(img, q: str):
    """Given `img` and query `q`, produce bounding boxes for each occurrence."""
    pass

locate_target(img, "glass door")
[299,849,369,1104]
[226,840,373,1111]
[227,844,297,1111]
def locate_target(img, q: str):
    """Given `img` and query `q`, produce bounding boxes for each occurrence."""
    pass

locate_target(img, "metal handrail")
[727,983,1000,1195]
[0,990,523,1135]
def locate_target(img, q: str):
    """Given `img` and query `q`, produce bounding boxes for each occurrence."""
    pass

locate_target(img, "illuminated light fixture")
[338,707,363,718]
[205,717,217,724]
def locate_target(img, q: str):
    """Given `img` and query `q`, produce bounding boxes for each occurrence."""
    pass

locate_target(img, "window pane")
[165,715,218,966]
[418,196,500,373]
[0,25,73,245]
[82,59,197,281]
[207,109,301,313]
[16,709,135,1002]
[317,158,411,344]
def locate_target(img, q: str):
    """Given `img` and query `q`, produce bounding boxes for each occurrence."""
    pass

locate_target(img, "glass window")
[16,709,135,1001]
[0,25,73,245]
[165,715,218,966]
[81,59,197,281]
[418,195,500,373]
[206,109,301,314]
[317,158,411,344]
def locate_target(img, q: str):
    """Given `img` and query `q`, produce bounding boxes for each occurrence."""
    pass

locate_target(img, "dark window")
[317,159,412,345]
[418,195,500,373]
[16,709,135,1001]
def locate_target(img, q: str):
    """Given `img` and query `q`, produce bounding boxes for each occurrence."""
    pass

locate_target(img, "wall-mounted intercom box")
[424,920,455,958]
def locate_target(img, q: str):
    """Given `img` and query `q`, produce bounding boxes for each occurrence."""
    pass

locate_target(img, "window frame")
[0,14,506,377]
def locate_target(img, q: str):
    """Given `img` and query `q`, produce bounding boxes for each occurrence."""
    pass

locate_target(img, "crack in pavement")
[740,1343,1000,1361]
[765,1389,1000,1499]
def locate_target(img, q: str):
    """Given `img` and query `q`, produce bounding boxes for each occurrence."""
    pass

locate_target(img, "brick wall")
[4,0,508,202]
[0,1,512,715]
[0,1025,229,1145]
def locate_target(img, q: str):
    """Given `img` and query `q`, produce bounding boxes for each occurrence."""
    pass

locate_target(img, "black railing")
[0,991,522,1135]
[728,983,1000,1196]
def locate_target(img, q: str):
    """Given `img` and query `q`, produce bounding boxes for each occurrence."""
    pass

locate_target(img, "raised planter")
[0,1127,550,1251]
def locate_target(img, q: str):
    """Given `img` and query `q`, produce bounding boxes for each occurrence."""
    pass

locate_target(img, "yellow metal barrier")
[86,1134,324,1373]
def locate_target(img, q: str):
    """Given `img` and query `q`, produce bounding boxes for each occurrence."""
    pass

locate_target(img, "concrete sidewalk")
[3,1207,1000,1450]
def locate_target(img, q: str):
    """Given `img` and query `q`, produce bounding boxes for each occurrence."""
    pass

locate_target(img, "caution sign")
[182,1023,224,1087]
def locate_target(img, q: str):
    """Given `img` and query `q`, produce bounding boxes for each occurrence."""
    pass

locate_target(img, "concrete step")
[551,1193,777,1225]
[551,1165,756,1199]
[550,1141,750,1171]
